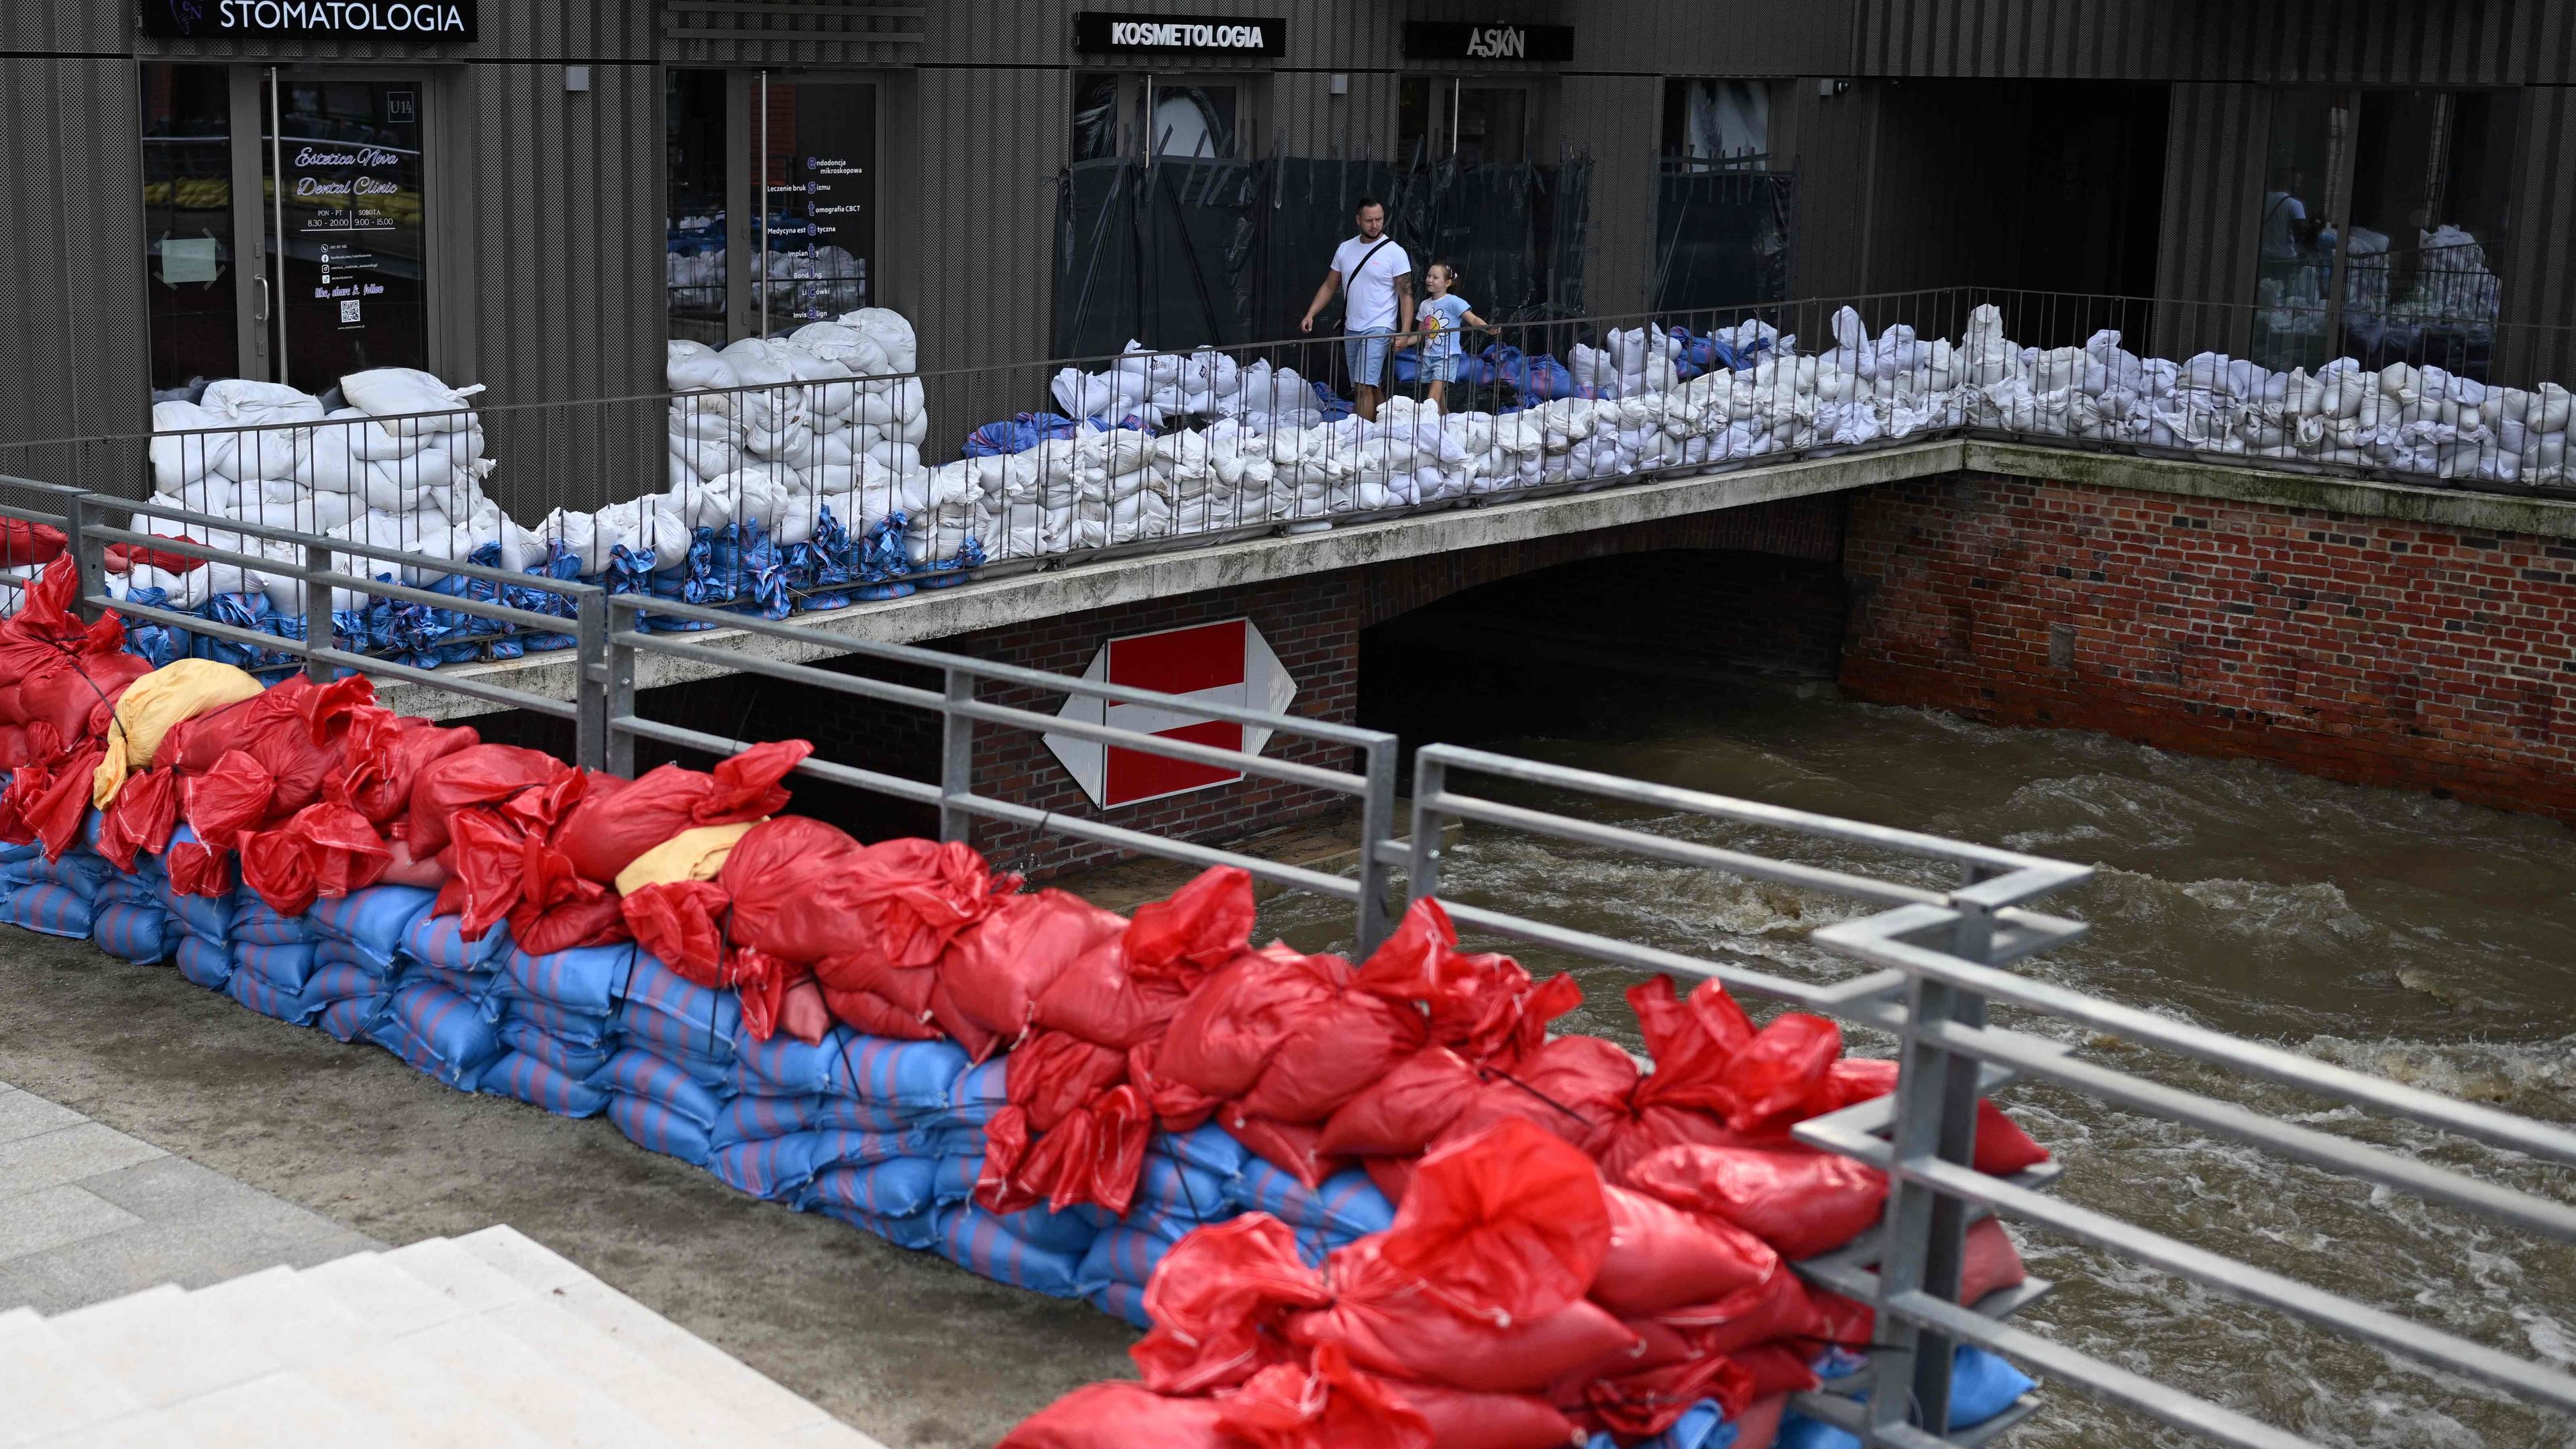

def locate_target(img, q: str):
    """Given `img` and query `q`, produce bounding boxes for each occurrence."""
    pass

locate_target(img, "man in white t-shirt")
[1301,197,1413,422]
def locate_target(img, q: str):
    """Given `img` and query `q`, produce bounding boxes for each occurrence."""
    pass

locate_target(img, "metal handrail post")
[938,666,974,844]
[1354,733,1399,953]
[65,494,108,624]
[1407,749,1448,905]
[574,590,610,771]
[301,539,333,685]
[603,596,639,778]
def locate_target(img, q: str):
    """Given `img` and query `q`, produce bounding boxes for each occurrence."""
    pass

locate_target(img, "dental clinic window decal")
[141,0,478,39]
[270,80,430,391]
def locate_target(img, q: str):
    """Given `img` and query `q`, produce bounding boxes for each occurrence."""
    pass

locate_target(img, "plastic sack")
[373,980,505,1091]
[237,801,392,915]
[91,659,264,806]
[1813,1057,2051,1175]
[801,1157,939,1220]
[478,1050,613,1118]
[175,933,234,989]
[1318,1046,1480,1158]
[1355,898,1580,1066]
[997,1383,1236,1449]
[1226,1162,1395,1241]
[92,900,175,963]
[1623,1143,1890,1260]
[1288,1240,1638,1395]
[1377,1381,1584,1449]
[935,885,1124,1048]
[934,1205,1091,1297]
[555,739,811,883]
[712,815,864,963]
[608,1093,714,1165]
[1215,1347,1434,1449]
[305,884,437,973]
[405,743,574,858]
[1377,1118,1612,1326]
[1588,1184,1777,1320]
[612,820,757,894]
[1132,1214,1334,1395]
[93,767,181,872]
[329,710,478,826]
[1029,865,1253,1050]
[1711,1013,1843,1136]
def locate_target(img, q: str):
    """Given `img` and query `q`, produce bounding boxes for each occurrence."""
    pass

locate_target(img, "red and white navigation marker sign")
[1044,618,1297,808]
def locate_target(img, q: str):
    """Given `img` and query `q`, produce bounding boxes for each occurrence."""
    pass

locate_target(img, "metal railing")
[1,478,2570,1447]
[1399,745,2576,1449]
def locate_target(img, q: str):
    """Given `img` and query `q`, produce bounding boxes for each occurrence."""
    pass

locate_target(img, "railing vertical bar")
[940,665,975,845]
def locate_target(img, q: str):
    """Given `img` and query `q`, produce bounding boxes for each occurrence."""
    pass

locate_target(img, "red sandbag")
[1730,1343,1821,1401]
[1236,976,1428,1126]
[511,888,629,957]
[162,674,373,820]
[1134,1214,1334,1395]
[1583,1346,1754,1439]
[1217,1348,1434,1449]
[0,724,44,770]
[981,1083,1151,1218]
[1027,865,1258,1051]
[778,976,831,1044]
[1290,1240,1639,1395]
[621,880,732,982]
[103,534,198,574]
[1009,1030,1131,1133]
[1436,1035,1639,1160]
[377,832,449,889]
[1379,1118,1613,1327]
[555,739,812,883]
[1355,898,1582,1066]
[1126,863,1258,979]
[404,743,573,858]
[94,767,180,872]
[0,518,66,568]
[1587,1185,1776,1320]
[1733,1394,1790,1449]
[1669,1260,1830,1350]
[939,886,1126,1045]
[19,652,152,745]
[1712,1013,1843,1137]
[1030,932,1199,1050]
[165,836,235,897]
[714,816,870,963]
[1818,1216,2027,1346]
[1,747,103,859]
[1155,946,1352,1102]
[0,560,113,684]
[1319,1046,1481,1159]
[1375,1381,1583,1449]
[240,801,392,914]
[1625,1143,1889,1260]
[329,710,478,825]
[1815,1057,2053,1175]
[997,1383,1238,1449]
[1218,1112,1348,1192]
[1364,1157,1414,1205]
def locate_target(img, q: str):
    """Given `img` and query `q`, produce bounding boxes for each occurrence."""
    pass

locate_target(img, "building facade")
[5,0,2572,512]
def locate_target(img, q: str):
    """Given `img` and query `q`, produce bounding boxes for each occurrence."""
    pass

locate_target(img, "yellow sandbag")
[614,820,761,896]
[91,659,266,808]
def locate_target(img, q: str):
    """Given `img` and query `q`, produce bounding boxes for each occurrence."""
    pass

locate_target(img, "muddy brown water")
[1261,684,2576,1449]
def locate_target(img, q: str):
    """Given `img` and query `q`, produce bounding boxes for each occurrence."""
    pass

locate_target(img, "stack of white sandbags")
[138,370,538,612]
[1046,343,1330,431]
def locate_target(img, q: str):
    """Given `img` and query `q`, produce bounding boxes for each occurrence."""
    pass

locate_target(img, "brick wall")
[1842,472,2576,822]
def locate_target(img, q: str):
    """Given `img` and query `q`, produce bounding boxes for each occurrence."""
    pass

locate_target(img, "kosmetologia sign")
[1044,619,1297,808]
[141,0,479,40]
[1400,21,1574,62]
[1072,12,1287,57]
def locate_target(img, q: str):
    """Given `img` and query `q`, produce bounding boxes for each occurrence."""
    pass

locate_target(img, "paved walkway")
[0,1079,378,1315]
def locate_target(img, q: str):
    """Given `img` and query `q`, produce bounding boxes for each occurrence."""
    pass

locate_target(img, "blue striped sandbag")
[729,1032,837,1097]
[307,886,438,973]
[1075,1226,1176,1295]
[497,942,636,1016]
[987,1201,1103,1256]
[1228,1162,1395,1241]
[400,912,512,973]
[231,895,315,945]
[708,1133,828,1201]
[615,1004,739,1067]
[159,882,233,946]
[225,969,326,1026]
[1155,1123,1248,1178]
[810,1199,938,1251]
[495,1020,613,1081]
[234,940,321,993]
[710,1093,909,1148]
[2,850,113,898]
[808,1127,934,1173]
[932,1152,981,1205]
[616,954,741,1059]
[175,934,235,989]
[91,902,175,964]
[1087,1280,1152,1331]
[800,1157,938,1220]
[479,1050,612,1118]
[0,840,38,863]
[317,995,386,1043]
[607,1094,713,1165]
[302,960,394,1004]
[3,883,96,939]
[849,1036,974,1112]
[1124,1199,1237,1245]
[933,1207,1087,1299]
[498,999,617,1049]
[378,981,505,1090]
[1134,1153,1235,1222]
[95,870,164,911]
[600,1047,727,1128]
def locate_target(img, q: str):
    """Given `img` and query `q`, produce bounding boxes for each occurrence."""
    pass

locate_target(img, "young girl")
[1416,260,1499,411]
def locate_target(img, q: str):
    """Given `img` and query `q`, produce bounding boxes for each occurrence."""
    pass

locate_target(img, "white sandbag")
[667,340,741,392]
[339,368,483,435]
[839,307,918,373]
[150,400,237,494]
[200,378,325,429]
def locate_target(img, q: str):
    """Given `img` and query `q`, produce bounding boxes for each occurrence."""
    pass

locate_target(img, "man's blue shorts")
[1344,327,1394,389]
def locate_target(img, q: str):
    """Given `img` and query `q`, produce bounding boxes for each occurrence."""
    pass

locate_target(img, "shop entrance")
[142,64,433,398]
[664,70,881,343]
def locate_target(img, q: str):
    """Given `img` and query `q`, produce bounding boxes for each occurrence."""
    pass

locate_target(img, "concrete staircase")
[0,1225,889,1448]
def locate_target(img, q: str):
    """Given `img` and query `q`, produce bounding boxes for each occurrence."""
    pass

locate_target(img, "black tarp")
[1053,154,1595,361]
[1650,166,1796,325]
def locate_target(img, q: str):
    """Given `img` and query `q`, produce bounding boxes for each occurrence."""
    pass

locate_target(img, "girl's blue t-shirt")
[1420,294,1472,359]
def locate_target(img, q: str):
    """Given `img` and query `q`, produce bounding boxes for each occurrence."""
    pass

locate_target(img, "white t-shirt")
[2261,192,2307,258]
[1332,233,1411,331]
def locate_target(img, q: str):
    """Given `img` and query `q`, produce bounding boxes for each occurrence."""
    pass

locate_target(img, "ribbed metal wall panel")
[664,0,920,68]
[2150,83,2265,355]
[0,57,152,474]
[1852,0,2576,84]
[1558,74,1658,317]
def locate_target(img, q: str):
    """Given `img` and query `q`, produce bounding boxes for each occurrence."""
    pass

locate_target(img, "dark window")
[1661,79,1768,170]
[1144,83,1236,159]
[142,64,239,396]
[667,69,728,342]
[1072,73,1121,160]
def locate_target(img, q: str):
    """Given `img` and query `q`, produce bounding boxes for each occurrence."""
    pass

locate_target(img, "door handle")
[254,272,270,323]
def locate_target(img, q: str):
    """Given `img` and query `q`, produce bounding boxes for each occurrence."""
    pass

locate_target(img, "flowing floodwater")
[1259,683,2576,1449]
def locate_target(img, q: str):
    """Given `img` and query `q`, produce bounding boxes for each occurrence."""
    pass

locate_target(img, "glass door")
[142,64,264,394]
[755,75,877,335]
[262,72,431,391]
